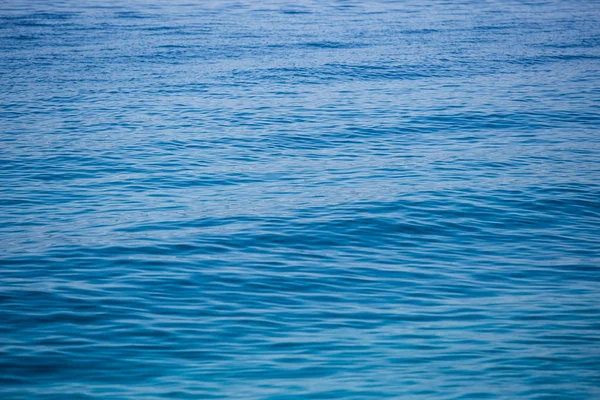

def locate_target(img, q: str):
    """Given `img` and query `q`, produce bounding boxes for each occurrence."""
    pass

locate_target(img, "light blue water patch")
[1,0,600,399]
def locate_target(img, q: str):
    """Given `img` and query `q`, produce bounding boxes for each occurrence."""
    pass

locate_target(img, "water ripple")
[1,0,600,399]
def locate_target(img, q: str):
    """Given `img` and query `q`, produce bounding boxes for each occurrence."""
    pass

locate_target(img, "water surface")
[1,0,600,398]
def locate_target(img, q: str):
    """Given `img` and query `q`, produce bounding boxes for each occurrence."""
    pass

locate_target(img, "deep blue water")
[1,0,600,398]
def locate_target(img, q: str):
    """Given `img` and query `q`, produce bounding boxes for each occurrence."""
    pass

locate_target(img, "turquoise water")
[1,0,600,398]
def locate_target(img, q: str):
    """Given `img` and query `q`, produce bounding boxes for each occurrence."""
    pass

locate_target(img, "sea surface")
[1,0,600,398]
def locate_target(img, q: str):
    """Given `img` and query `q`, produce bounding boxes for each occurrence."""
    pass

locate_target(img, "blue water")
[1,0,600,398]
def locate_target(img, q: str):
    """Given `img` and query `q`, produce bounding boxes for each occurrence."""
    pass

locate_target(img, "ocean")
[1,0,599,398]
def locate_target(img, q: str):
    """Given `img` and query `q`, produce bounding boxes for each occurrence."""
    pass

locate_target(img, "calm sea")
[1,0,600,398]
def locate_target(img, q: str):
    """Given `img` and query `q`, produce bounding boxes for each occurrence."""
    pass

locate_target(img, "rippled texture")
[1,0,600,398]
